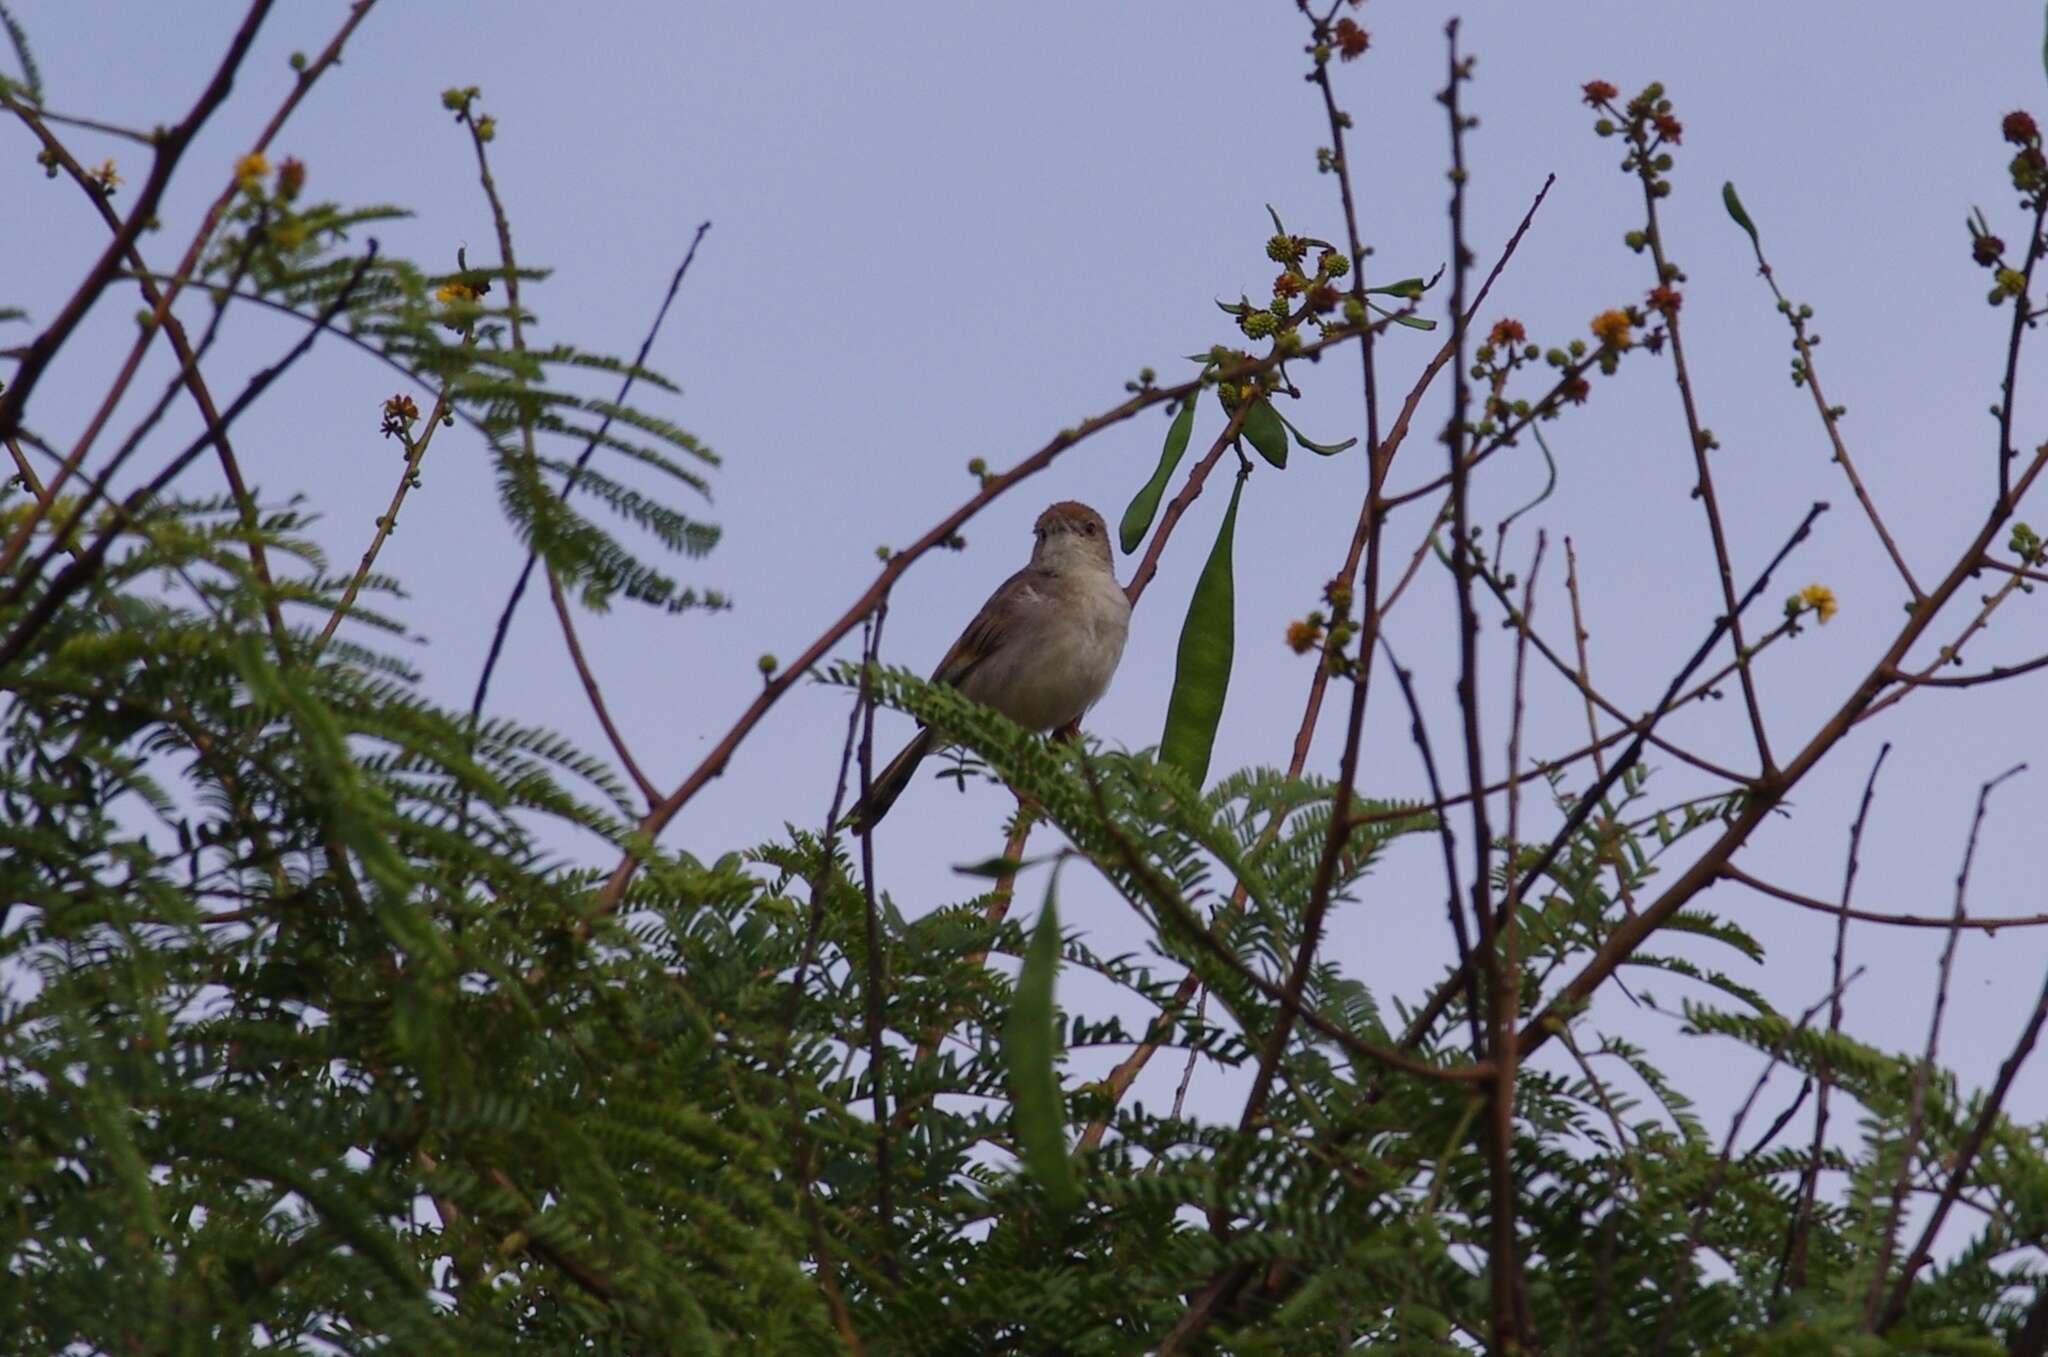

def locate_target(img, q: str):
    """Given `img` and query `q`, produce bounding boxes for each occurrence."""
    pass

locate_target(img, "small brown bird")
[845,500,1131,829]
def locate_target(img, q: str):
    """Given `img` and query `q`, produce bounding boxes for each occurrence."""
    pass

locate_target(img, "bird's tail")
[842,728,935,831]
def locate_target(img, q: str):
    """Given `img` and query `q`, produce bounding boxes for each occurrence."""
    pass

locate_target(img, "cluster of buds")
[1971,112,2047,309]
[1469,317,1543,439]
[2007,111,2045,202]
[2010,520,2044,568]
[1585,79,1682,195]
[1226,213,1354,354]
[1285,575,1360,675]
[233,151,305,204]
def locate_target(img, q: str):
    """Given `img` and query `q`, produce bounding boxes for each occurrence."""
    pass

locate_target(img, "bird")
[844,500,1131,830]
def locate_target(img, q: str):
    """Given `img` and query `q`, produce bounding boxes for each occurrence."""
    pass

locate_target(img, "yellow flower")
[1798,583,1837,624]
[235,151,269,191]
[90,158,121,192]
[1590,309,1633,349]
[435,281,480,305]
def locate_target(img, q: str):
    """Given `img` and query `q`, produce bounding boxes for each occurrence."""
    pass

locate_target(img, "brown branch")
[1638,116,1774,775]
[1738,231,1922,600]
[4,96,300,657]
[1517,447,2048,1067]
[1859,558,2033,723]
[1781,744,1886,1300]
[1284,173,1556,773]
[544,566,661,808]
[313,353,468,659]
[1997,196,2048,500]
[1490,528,1545,1352]
[0,0,376,573]
[1122,403,1249,606]
[1720,862,2048,932]
[0,247,380,675]
[1651,976,1861,1357]
[1870,763,2026,1332]
[1403,501,1829,1053]
[0,0,278,460]
[1382,638,1484,1054]
[848,604,899,1284]
[1565,536,1637,915]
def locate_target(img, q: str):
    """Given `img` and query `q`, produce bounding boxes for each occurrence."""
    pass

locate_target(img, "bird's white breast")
[963,566,1130,732]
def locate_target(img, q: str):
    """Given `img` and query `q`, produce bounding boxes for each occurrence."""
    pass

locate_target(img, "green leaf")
[1119,393,1200,554]
[1159,470,1244,786]
[955,854,1049,878]
[1276,410,1357,456]
[1365,277,1427,297]
[1722,180,1760,249]
[1384,310,1437,331]
[1007,872,1080,1212]
[1238,396,1289,469]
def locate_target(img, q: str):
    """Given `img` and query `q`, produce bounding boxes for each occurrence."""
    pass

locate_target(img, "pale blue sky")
[10,2,2048,1150]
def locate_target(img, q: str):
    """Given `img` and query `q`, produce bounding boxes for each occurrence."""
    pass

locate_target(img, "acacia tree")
[5,2,2048,1353]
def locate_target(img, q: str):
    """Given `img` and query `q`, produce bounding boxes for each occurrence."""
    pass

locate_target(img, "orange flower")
[1590,309,1633,349]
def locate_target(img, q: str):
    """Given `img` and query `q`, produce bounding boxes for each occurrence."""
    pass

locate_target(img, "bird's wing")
[930,565,1044,689]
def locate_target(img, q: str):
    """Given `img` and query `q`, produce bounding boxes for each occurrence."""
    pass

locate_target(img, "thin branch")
[313,340,471,657]
[1517,442,2048,1068]
[544,565,661,808]
[0,0,375,568]
[1737,227,1922,600]
[469,220,712,724]
[1720,862,2048,932]
[0,247,379,674]
[1781,743,1886,1301]
[1284,173,1555,774]
[1623,92,1775,774]
[4,95,298,657]
[1651,974,1864,1357]
[1122,402,1248,607]
[1382,637,1482,1056]
[1871,762,2027,1331]
[851,602,897,1284]
[1404,500,1830,1052]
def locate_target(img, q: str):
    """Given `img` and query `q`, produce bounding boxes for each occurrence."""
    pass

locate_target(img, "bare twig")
[469,221,712,724]
[1737,230,1922,600]
[1871,763,2027,1331]
[1782,743,1887,1299]
[1404,500,1830,1052]
[313,350,470,658]
[544,566,661,808]
[1721,862,2048,932]
[1651,973,1864,1357]
[0,0,376,569]
[852,602,897,1284]
[1122,403,1249,607]
[0,247,380,674]
[1517,444,2048,1068]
